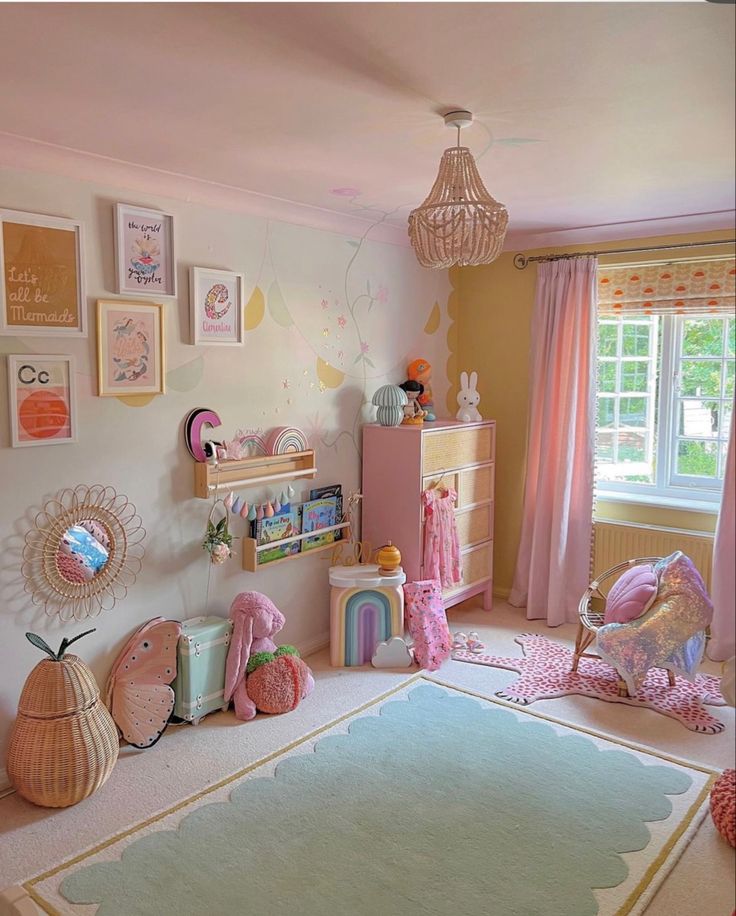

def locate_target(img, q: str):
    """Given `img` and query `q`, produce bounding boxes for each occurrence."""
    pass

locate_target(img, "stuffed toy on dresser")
[224,592,314,720]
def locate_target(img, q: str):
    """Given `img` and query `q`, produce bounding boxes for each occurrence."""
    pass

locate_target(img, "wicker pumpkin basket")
[7,630,119,807]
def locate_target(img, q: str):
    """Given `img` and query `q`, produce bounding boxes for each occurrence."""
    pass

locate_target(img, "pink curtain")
[708,399,735,661]
[509,257,597,626]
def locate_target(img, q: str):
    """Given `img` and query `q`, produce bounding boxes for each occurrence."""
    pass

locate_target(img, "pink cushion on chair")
[604,564,658,624]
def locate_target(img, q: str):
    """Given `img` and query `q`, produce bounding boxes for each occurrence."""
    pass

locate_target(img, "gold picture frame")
[96,299,165,397]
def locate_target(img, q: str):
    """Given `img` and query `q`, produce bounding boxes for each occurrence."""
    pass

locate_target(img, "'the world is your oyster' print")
[115,204,176,297]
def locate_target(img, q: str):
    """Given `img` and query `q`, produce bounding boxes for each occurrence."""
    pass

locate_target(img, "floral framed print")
[97,299,165,397]
[0,209,86,337]
[7,354,77,447]
[114,204,176,298]
[190,267,245,346]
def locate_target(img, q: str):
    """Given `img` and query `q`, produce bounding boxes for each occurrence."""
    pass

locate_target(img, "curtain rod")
[512,238,736,269]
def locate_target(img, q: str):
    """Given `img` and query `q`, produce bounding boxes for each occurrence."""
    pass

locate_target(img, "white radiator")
[593,520,714,591]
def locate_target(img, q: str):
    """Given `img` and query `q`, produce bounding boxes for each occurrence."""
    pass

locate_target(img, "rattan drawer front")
[444,541,493,595]
[457,463,494,508]
[422,426,493,475]
[455,506,492,548]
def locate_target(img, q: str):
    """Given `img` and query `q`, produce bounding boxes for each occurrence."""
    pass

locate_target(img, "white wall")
[0,167,450,761]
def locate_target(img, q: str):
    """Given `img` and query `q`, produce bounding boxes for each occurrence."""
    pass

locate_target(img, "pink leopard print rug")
[452,633,726,734]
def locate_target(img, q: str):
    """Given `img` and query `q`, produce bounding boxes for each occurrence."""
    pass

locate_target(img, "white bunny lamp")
[456,371,482,422]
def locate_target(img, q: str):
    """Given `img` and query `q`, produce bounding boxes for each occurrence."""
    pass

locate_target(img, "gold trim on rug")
[24,672,716,916]
[426,674,722,776]
[24,673,423,903]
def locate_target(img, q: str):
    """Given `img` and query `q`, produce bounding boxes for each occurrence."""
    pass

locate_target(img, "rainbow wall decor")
[266,426,309,455]
[329,565,405,667]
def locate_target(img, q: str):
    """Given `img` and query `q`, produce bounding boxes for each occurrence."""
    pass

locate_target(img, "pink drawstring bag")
[403,579,451,671]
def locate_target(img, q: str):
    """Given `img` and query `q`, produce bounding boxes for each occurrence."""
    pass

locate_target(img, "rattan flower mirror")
[22,484,145,620]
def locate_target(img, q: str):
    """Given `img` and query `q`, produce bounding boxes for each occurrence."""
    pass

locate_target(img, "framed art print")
[97,299,165,397]
[190,267,244,346]
[114,204,176,298]
[0,209,86,337]
[7,354,77,447]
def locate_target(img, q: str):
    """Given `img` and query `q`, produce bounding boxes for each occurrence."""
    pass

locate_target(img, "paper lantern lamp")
[329,564,406,666]
[372,385,408,427]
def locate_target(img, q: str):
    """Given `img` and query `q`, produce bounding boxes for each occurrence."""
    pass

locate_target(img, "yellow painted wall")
[455,229,735,597]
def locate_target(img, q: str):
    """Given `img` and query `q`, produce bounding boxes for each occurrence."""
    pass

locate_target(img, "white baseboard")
[299,631,330,659]
[0,767,13,798]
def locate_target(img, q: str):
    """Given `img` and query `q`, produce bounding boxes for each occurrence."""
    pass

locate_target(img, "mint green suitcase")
[172,616,233,724]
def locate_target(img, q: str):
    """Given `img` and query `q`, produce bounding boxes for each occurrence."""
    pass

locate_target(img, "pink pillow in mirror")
[604,564,658,625]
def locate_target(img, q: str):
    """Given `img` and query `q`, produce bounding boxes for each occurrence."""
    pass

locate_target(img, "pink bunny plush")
[224,591,314,721]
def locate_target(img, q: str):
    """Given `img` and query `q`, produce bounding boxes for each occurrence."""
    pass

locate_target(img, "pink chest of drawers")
[362,419,495,611]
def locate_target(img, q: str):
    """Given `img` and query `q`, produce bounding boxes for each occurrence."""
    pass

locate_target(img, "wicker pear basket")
[7,632,119,808]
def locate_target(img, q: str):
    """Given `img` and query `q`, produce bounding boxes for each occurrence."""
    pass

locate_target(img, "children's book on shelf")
[255,504,302,565]
[309,484,344,542]
[302,495,338,551]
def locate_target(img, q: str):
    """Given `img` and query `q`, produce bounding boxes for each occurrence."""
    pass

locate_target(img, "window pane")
[598,362,616,393]
[598,324,618,357]
[622,323,651,357]
[682,318,723,357]
[620,397,647,428]
[680,359,722,398]
[728,320,735,358]
[621,361,649,392]
[597,397,615,428]
[618,431,646,463]
[676,440,718,478]
[679,400,717,438]
[723,401,732,438]
[726,360,734,398]
[721,442,730,478]
[597,431,614,462]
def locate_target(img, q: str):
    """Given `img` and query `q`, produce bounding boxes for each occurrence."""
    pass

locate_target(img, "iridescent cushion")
[604,564,658,624]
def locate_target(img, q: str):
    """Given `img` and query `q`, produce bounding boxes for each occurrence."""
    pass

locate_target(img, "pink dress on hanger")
[422,487,462,589]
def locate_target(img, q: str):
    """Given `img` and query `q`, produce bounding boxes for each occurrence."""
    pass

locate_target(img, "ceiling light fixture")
[408,110,509,269]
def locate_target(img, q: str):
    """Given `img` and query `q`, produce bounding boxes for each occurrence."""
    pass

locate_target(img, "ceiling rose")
[408,110,509,269]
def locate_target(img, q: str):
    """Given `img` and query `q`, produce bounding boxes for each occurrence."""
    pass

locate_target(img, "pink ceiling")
[0,2,734,247]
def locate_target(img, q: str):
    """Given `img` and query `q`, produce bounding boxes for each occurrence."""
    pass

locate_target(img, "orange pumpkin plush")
[245,646,311,715]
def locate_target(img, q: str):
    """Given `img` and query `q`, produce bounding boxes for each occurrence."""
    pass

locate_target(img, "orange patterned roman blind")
[597,258,735,316]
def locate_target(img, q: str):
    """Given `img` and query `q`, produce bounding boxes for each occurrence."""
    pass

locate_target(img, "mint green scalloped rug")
[28,680,714,916]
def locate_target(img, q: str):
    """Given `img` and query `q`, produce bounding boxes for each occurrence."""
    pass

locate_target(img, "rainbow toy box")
[329,564,406,666]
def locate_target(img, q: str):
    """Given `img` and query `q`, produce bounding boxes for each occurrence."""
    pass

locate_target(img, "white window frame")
[596,313,730,509]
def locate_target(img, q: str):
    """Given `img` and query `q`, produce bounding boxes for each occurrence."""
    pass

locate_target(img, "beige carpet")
[1,600,734,915]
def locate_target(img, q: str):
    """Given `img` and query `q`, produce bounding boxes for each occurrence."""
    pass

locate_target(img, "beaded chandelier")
[408,111,508,269]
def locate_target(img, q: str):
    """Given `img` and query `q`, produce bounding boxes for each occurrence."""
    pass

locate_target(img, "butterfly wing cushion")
[603,563,658,624]
[107,618,181,749]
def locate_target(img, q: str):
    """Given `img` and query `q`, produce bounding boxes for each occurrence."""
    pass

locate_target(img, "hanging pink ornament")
[232,496,242,514]
[224,492,234,511]
[273,497,281,513]
[264,501,275,518]
[256,504,264,520]
[240,500,250,518]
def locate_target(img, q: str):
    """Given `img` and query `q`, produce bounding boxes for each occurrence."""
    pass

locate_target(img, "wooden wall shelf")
[242,522,351,571]
[194,450,317,499]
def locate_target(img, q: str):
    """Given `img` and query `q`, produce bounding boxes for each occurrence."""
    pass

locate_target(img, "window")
[596,314,734,505]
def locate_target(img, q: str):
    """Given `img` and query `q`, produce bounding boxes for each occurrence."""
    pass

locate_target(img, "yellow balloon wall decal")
[116,394,156,408]
[244,286,265,330]
[424,301,441,335]
[316,357,345,389]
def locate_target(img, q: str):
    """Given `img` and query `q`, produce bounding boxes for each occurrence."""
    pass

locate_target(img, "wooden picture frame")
[96,299,165,397]
[114,203,176,298]
[190,267,245,346]
[7,354,77,447]
[0,209,86,337]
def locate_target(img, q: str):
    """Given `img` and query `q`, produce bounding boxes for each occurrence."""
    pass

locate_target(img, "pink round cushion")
[604,564,658,625]
[710,769,735,847]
